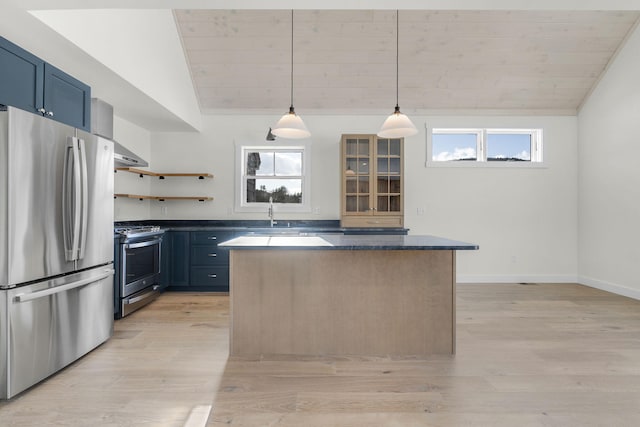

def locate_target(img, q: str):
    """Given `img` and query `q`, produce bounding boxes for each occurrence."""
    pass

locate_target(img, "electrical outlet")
[161,206,168,216]
[227,207,233,215]
[417,207,425,215]
[313,207,320,215]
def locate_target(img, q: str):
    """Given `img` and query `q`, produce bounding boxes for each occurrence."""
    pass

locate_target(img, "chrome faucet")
[268,196,277,227]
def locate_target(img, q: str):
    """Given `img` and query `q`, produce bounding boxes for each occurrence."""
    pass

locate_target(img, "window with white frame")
[236,143,311,212]
[430,128,543,165]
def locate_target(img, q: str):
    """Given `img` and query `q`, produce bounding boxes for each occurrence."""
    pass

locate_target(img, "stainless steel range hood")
[91,98,148,167]
[113,141,148,167]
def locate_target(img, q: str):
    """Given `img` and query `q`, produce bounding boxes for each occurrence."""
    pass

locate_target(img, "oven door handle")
[125,239,161,249]
[126,285,160,304]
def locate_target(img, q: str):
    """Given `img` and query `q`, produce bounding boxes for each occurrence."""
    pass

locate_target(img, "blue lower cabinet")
[187,231,233,292]
[164,230,232,292]
[190,245,229,265]
[189,267,230,292]
[161,227,402,292]
[191,230,235,245]
[162,231,190,289]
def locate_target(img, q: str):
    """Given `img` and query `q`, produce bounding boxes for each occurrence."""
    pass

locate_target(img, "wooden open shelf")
[115,168,214,202]
[115,167,213,179]
[115,194,213,202]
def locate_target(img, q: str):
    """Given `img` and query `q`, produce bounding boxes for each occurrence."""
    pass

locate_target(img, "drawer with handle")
[190,266,229,291]
[190,231,235,245]
[190,245,229,265]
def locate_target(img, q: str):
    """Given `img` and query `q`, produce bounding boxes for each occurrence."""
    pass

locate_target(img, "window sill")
[425,161,547,169]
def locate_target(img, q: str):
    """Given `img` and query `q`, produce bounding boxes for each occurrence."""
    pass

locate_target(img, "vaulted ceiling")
[3,2,640,131]
[176,10,640,115]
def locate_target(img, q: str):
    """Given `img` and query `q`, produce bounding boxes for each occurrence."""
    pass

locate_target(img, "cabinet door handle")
[208,274,217,278]
[207,236,217,240]
[37,108,46,114]
[208,253,217,257]
[47,111,54,117]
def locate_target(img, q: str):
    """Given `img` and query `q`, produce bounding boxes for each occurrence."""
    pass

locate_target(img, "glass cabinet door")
[342,134,403,226]
[375,138,402,214]
[344,137,372,214]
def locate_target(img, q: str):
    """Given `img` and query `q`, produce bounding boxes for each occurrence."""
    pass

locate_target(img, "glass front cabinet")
[341,134,404,228]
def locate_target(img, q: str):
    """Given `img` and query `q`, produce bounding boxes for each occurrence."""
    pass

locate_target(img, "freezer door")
[2,266,114,399]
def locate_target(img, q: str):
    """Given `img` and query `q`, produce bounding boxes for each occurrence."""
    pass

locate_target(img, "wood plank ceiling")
[175,10,639,114]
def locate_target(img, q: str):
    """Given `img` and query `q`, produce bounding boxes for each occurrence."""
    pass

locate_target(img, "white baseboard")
[456,275,578,284]
[456,274,640,301]
[578,276,640,301]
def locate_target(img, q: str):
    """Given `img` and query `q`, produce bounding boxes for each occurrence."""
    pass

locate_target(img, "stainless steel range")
[114,226,164,318]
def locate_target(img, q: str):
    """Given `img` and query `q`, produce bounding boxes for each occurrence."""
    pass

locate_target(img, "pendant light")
[272,10,310,139]
[377,10,418,138]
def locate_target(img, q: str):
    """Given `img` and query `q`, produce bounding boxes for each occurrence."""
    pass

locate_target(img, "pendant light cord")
[395,10,399,108]
[290,9,294,110]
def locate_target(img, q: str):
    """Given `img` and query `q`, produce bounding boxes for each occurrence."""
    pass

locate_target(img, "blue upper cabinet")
[0,36,44,115]
[0,36,91,131]
[43,63,91,131]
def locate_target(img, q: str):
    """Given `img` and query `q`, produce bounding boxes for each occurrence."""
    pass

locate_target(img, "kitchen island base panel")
[230,249,455,357]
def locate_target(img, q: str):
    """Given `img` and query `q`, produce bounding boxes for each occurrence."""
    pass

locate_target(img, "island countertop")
[219,234,478,251]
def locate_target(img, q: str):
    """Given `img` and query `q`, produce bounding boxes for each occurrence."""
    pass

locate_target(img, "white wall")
[577,23,640,300]
[113,116,153,221]
[412,116,578,284]
[30,9,202,131]
[147,115,343,222]
[143,113,578,282]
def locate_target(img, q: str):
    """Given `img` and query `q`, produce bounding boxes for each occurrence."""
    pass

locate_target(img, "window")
[236,143,311,213]
[431,129,481,161]
[430,128,543,166]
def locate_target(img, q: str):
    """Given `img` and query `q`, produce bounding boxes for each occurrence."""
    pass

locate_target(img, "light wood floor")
[1,284,640,426]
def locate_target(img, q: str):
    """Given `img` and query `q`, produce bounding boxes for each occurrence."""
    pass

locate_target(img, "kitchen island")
[220,234,478,357]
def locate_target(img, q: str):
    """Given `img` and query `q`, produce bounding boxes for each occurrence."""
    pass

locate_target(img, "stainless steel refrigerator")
[0,106,114,399]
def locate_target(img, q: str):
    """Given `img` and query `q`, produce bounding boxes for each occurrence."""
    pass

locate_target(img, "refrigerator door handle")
[62,137,82,261]
[77,137,89,260]
[62,142,73,259]
[13,269,115,303]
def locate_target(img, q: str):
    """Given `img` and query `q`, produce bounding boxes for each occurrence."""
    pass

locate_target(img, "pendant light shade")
[377,11,417,139]
[272,10,310,139]
[378,105,417,138]
[272,106,310,139]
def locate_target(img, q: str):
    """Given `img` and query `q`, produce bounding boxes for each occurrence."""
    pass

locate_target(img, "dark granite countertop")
[219,234,478,251]
[114,219,408,235]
